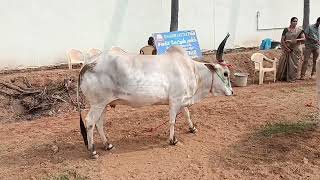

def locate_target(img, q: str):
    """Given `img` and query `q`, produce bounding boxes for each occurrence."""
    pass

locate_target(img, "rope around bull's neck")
[210,70,232,93]
[209,73,214,93]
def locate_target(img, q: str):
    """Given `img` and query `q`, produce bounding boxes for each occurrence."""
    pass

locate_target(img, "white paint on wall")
[0,0,319,70]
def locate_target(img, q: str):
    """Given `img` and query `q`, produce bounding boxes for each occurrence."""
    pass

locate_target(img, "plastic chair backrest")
[68,49,84,63]
[88,48,102,58]
[251,53,266,70]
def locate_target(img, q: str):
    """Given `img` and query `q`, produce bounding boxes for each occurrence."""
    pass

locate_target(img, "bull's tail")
[77,67,88,147]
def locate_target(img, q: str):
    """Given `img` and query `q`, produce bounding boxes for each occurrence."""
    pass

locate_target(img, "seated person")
[140,37,157,55]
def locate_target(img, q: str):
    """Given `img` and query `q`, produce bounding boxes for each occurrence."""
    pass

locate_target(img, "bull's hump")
[166,46,188,56]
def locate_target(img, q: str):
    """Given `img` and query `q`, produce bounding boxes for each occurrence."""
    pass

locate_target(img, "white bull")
[77,34,233,158]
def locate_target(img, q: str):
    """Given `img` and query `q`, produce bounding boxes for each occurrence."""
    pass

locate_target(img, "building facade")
[0,0,319,69]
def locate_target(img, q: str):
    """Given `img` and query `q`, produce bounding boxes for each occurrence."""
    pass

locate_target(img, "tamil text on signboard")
[153,30,202,59]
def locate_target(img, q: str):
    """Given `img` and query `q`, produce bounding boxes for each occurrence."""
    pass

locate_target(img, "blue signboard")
[153,30,202,59]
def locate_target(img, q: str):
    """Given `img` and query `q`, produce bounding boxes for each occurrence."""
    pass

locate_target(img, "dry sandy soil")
[0,50,319,180]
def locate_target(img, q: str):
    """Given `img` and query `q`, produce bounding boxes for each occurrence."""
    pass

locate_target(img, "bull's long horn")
[216,33,230,62]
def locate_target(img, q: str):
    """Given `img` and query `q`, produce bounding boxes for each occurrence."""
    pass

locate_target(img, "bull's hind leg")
[86,104,105,159]
[182,107,197,133]
[95,107,114,151]
[169,103,181,145]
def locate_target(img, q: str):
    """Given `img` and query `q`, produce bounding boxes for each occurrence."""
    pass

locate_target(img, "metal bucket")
[234,73,249,87]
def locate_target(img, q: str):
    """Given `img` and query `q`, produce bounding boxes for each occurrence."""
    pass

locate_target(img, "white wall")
[0,0,319,70]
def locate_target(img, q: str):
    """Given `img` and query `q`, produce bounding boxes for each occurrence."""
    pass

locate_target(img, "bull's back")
[83,53,171,106]
[81,51,197,106]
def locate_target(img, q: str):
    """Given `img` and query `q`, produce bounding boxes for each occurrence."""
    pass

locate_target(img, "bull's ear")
[204,64,217,72]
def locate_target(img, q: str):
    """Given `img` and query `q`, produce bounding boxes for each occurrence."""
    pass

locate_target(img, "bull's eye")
[223,72,229,77]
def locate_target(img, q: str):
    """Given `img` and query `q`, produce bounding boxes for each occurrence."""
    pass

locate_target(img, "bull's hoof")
[89,150,99,159]
[169,137,178,145]
[104,143,114,151]
[189,127,197,133]
[90,153,99,159]
[89,145,99,159]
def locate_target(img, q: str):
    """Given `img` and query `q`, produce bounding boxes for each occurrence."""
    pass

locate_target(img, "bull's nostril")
[232,91,234,95]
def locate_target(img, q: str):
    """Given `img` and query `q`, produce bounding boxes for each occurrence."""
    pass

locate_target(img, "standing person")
[301,17,320,80]
[277,17,306,82]
[317,59,320,118]
[140,36,157,55]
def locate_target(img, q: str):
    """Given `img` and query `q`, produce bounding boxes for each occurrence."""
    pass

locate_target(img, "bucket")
[234,73,249,87]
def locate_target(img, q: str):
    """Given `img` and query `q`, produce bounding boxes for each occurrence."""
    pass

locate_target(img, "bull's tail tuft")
[79,113,88,147]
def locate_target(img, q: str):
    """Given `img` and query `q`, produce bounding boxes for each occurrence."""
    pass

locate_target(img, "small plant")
[290,88,305,93]
[51,174,69,180]
[259,121,317,137]
[46,169,89,180]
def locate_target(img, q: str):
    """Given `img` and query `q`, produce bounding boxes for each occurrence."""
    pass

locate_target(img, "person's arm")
[304,26,319,43]
[285,30,305,44]
[305,33,319,43]
[282,37,291,52]
[296,32,305,42]
[281,28,291,52]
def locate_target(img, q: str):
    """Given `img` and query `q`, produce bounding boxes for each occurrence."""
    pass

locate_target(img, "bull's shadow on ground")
[0,108,193,166]
[213,118,320,170]
[98,133,169,155]
[0,129,173,166]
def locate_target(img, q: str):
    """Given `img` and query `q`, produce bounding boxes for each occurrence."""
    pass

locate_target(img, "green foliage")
[259,121,317,137]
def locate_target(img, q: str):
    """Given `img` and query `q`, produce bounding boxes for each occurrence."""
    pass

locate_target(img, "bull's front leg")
[169,103,180,145]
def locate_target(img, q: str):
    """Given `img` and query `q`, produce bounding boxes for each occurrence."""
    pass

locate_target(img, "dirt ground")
[0,50,319,180]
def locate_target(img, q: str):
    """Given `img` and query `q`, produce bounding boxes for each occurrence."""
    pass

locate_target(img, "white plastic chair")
[66,49,85,69]
[251,53,277,84]
[87,48,102,58]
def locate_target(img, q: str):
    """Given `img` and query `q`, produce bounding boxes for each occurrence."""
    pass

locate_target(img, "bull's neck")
[192,61,213,101]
